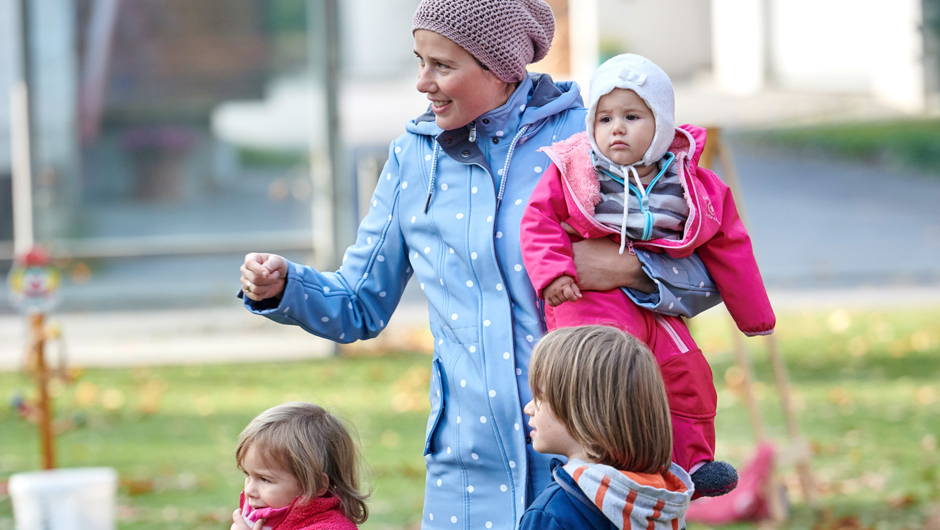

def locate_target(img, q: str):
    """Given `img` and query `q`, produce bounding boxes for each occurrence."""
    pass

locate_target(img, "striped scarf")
[592,152,689,242]
[562,459,693,530]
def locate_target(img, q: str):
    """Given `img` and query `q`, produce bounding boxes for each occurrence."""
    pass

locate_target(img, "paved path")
[727,135,940,288]
[0,297,432,371]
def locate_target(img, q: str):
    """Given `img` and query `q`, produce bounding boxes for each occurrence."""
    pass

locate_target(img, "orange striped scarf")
[563,459,693,530]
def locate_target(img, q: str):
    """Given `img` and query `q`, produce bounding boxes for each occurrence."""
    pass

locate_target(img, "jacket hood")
[587,54,675,168]
[562,459,693,529]
[406,72,583,138]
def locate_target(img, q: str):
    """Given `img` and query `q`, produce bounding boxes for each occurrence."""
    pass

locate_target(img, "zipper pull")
[468,121,477,143]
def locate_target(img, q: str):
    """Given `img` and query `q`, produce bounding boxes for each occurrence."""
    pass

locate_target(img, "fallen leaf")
[887,492,917,509]
[121,478,155,496]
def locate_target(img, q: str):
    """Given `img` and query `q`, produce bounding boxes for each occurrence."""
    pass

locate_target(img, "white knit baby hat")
[586,53,675,167]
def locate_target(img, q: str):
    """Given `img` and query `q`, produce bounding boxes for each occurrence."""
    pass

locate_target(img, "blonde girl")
[231,402,368,530]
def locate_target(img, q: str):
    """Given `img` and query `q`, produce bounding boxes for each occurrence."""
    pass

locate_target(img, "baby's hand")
[543,275,581,307]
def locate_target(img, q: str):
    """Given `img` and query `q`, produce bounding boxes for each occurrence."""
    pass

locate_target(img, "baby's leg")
[646,313,717,472]
[546,294,718,465]
[544,289,654,344]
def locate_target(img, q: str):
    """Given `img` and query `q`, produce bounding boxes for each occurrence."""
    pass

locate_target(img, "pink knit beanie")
[412,0,555,83]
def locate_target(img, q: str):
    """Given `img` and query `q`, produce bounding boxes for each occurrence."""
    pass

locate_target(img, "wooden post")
[727,330,786,523]
[702,132,784,522]
[766,335,817,503]
[729,331,766,441]
[536,0,571,76]
[29,312,56,470]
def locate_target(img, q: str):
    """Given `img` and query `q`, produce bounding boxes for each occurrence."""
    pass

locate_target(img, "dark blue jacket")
[519,459,616,530]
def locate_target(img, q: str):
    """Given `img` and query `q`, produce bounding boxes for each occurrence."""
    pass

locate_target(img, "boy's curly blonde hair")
[236,402,369,524]
[529,325,673,473]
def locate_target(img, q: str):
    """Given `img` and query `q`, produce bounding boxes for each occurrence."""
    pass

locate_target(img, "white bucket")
[9,467,118,530]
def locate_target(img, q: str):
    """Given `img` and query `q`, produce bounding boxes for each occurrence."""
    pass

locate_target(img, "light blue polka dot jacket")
[243,73,719,529]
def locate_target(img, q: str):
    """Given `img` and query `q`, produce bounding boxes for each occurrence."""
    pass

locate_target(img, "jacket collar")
[550,459,607,519]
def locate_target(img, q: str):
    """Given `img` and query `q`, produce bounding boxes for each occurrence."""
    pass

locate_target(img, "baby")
[521,53,776,496]
[231,402,368,530]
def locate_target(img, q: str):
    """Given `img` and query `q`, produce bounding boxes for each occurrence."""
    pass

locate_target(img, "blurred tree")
[266,0,307,34]
[926,0,940,88]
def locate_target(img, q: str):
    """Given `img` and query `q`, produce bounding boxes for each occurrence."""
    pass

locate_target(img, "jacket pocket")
[424,357,445,456]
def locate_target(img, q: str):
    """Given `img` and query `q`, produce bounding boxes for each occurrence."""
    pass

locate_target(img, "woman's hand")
[562,223,656,294]
[231,509,264,530]
[240,253,289,302]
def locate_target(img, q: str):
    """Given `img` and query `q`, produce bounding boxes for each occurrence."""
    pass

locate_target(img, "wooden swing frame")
[699,127,817,522]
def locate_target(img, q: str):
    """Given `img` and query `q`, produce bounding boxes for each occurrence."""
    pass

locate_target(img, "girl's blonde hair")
[529,325,672,473]
[236,402,369,524]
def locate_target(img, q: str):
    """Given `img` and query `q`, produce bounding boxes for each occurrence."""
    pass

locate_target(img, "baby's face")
[241,445,304,509]
[593,88,656,167]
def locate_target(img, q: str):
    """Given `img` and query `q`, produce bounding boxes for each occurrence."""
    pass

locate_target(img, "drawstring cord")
[496,125,529,210]
[424,123,529,214]
[618,165,643,254]
[609,152,676,250]
[423,142,441,213]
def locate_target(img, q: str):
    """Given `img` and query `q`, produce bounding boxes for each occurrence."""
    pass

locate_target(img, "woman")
[239,1,718,528]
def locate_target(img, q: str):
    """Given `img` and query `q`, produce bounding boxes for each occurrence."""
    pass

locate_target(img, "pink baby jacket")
[520,125,775,336]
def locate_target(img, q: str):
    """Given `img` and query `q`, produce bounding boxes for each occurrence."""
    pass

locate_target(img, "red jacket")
[239,492,358,530]
[520,125,774,336]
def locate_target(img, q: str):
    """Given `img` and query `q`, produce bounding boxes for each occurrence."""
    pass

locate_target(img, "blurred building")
[599,0,938,113]
[0,0,937,308]
[1,1,317,266]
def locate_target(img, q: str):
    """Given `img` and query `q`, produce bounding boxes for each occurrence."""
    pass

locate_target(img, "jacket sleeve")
[520,162,580,297]
[694,173,776,336]
[623,249,723,318]
[241,140,413,343]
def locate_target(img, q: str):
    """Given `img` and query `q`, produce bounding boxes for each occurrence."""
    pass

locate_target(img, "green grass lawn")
[1,306,938,529]
[736,118,940,177]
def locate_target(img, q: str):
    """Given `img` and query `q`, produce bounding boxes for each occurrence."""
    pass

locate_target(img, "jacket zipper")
[654,314,689,353]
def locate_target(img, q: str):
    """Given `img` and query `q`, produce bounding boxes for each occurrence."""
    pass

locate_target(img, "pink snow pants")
[545,288,717,472]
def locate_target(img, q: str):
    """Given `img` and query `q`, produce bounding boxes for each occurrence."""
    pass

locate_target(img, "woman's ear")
[481,68,512,91]
[314,473,330,497]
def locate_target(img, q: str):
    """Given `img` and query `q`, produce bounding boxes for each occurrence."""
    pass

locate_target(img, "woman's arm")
[237,141,414,342]
[567,234,655,293]
[567,223,722,318]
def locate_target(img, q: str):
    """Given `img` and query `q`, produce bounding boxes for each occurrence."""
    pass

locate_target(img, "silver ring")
[244,281,252,294]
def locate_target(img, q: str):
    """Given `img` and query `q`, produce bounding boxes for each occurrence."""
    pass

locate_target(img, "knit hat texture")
[587,53,675,167]
[412,0,555,83]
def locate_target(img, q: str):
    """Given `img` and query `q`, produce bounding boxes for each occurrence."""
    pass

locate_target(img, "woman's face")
[414,30,513,131]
